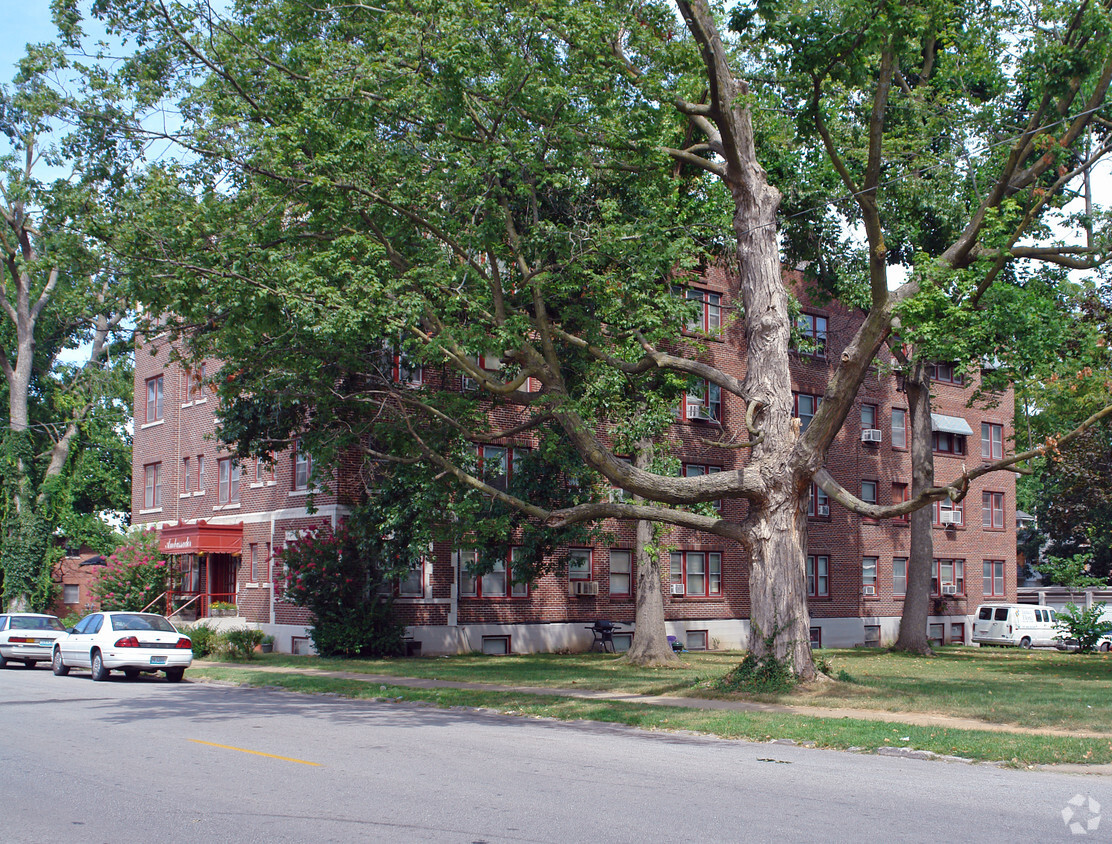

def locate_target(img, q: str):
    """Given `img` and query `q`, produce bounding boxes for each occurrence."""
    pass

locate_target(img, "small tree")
[1036,552,1108,589]
[92,529,169,612]
[1055,602,1112,654]
[278,522,405,657]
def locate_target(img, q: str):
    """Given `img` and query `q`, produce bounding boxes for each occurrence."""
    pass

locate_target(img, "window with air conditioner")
[862,556,878,596]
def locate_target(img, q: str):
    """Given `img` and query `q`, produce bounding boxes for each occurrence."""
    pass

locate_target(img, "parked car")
[972,604,1061,648]
[51,611,193,682]
[0,613,67,668]
[1055,607,1112,652]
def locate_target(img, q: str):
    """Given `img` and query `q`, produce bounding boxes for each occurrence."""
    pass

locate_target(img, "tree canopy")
[57,0,1112,676]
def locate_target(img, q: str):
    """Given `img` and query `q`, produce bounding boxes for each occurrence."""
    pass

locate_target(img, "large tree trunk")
[746,480,817,679]
[895,361,935,653]
[626,439,678,665]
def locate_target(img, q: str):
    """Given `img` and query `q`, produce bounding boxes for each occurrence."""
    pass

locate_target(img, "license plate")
[150,655,167,665]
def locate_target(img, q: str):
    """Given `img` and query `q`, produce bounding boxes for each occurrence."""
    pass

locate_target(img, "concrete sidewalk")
[191,660,1110,740]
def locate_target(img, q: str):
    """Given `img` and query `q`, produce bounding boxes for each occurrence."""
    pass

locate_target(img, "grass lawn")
[189,645,1112,765]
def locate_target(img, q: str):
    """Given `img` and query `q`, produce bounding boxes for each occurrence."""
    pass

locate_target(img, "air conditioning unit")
[816,504,830,517]
[939,511,960,525]
[573,580,599,596]
[861,428,883,443]
[942,584,959,596]
[461,376,478,391]
[671,583,686,596]
[862,585,876,596]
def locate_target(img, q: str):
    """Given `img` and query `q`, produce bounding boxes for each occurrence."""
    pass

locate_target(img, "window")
[932,431,966,455]
[862,556,878,594]
[479,445,525,491]
[932,558,965,596]
[808,483,830,518]
[933,499,964,527]
[609,550,632,598]
[983,560,1005,597]
[892,483,909,522]
[929,623,945,647]
[893,557,908,596]
[981,423,1003,460]
[683,380,722,422]
[143,463,162,509]
[950,623,965,645]
[218,458,240,505]
[982,492,1004,529]
[398,559,425,597]
[63,584,80,604]
[377,344,423,386]
[255,456,274,483]
[568,548,592,581]
[145,375,164,423]
[807,555,829,597]
[458,548,528,598]
[809,627,822,648]
[796,313,827,357]
[686,630,709,651]
[794,393,820,431]
[481,635,511,655]
[684,287,722,333]
[861,403,877,431]
[861,480,877,521]
[186,362,207,398]
[293,443,311,490]
[683,464,723,511]
[196,455,205,492]
[670,551,722,597]
[891,408,907,449]
[930,363,963,384]
[182,457,191,494]
[250,544,258,581]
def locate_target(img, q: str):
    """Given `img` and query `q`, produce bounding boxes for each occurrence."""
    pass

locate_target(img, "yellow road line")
[189,739,320,766]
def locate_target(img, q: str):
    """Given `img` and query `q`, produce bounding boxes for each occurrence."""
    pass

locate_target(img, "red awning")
[159,520,243,555]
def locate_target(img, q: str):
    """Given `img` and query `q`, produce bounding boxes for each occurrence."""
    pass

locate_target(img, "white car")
[0,613,67,668]
[52,611,193,682]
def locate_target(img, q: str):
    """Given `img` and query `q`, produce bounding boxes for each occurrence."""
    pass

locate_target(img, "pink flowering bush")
[278,521,404,657]
[92,529,171,612]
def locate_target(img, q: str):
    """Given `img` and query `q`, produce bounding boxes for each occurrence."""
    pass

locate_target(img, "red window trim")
[981,491,1005,530]
[682,287,723,334]
[670,550,723,598]
[143,462,162,509]
[145,375,164,423]
[983,559,1006,597]
[608,548,633,599]
[796,313,828,358]
[931,558,966,597]
[458,548,529,599]
[681,380,722,422]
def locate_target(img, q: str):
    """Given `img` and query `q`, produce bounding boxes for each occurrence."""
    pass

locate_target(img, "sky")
[1,3,56,85]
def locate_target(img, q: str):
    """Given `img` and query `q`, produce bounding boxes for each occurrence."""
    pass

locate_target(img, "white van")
[972,604,1060,648]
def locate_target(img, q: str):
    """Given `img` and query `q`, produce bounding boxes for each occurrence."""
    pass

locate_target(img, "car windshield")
[11,616,65,632]
[110,614,177,633]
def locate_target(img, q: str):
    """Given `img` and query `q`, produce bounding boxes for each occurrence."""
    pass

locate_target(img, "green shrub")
[185,622,222,659]
[224,628,266,659]
[1056,602,1112,653]
[714,624,797,695]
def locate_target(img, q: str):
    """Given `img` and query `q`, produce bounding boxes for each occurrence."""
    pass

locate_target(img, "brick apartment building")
[131,268,1016,654]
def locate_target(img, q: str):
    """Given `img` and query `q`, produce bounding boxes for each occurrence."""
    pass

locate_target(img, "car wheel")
[90,650,110,681]
[165,668,185,683]
[52,648,70,676]
[123,668,140,680]
[23,660,35,669]
[0,653,7,668]
[1020,637,1032,649]
[1101,642,1111,653]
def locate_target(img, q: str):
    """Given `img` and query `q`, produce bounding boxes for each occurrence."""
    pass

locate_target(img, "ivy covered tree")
[0,47,133,611]
[64,0,1112,677]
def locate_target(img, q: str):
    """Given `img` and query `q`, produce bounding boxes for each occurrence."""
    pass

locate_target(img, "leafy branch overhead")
[55,0,1112,677]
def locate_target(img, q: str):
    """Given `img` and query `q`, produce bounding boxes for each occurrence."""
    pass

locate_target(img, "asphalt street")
[1,666,1107,843]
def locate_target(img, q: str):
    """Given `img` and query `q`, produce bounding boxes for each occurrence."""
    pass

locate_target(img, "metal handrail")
[140,592,168,614]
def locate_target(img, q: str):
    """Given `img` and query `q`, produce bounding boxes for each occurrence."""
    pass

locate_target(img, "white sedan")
[52,611,193,682]
[0,613,67,668]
